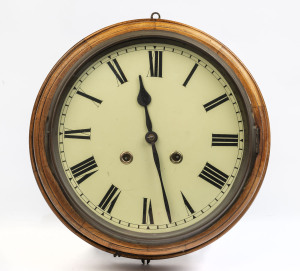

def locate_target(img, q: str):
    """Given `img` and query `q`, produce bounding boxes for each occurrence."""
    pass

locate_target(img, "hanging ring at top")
[151,12,161,19]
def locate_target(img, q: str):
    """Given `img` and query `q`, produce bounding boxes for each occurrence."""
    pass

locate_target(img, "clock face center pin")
[145,131,158,144]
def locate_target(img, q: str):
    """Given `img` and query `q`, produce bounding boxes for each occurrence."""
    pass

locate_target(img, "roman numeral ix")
[203,94,229,112]
[142,198,154,225]
[212,134,238,147]
[98,184,121,214]
[199,162,229,189]
[64,128,91,140]
[107,59,128,85]
[148,51,163,77]
[70,156,98,185]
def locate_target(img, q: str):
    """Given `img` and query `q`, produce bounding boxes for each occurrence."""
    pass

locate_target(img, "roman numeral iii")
[70,156,98,184]
[142,198,154,224]
[64,128,91,140]
[98,184,121,214]
[203,94,229,112]
[107,59,128,85]
[199,162,229,189]
[148,51,163,77]
[212,134,238,146]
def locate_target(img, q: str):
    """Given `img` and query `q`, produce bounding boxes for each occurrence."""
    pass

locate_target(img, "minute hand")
[151,143,172,224]
[137,75,172,224]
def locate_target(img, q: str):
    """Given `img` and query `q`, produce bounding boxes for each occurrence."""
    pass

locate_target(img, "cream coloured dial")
[57,42,244,233]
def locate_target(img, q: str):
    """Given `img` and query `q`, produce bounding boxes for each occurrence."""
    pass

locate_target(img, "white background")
[0,0,299,270]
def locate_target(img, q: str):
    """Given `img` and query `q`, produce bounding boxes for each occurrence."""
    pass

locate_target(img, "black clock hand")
[151,143,172,224]
[137,75,152,132]
[137,75,172,224]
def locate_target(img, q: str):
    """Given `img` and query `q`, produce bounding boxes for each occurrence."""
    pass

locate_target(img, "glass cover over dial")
[54,41,247,237]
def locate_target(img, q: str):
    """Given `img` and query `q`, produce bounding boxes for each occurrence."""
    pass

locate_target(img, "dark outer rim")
[47,33,255,245]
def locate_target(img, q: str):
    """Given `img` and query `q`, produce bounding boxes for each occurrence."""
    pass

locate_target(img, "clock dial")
[56,42,245,235]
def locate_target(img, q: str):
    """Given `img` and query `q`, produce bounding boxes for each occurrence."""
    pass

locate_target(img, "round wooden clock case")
[30,17,270,260]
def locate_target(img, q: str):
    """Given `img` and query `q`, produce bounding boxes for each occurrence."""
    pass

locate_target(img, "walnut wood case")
[29,18,270,260]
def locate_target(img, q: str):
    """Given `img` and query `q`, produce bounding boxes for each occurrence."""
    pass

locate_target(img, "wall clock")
[30,13,270,262]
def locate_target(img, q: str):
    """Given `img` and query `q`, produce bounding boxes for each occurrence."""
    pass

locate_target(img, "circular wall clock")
[30,13,270,261]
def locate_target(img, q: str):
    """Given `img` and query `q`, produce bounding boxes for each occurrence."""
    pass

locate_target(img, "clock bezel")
[46,34,255,245]
[30,18,270,259]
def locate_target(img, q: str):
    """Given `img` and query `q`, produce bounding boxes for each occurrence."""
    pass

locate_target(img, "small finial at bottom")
[141,259,151,265]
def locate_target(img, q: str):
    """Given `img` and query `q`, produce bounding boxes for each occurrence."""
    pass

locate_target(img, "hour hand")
[137,75,151,107]
[137,75,153,132]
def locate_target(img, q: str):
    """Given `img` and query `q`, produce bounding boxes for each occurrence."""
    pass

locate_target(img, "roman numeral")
[181,192,195,216]
[183,63,198,87]
[64,128,91,140]
[107,59,128,85]
[142,198,154,224]
[199,162,229,189]
[76,90,102,105]
[148,51,163,77]
[212,134,238,146]
[98,184,121,214]
[203,94,229,112]
[70,156,98,184]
